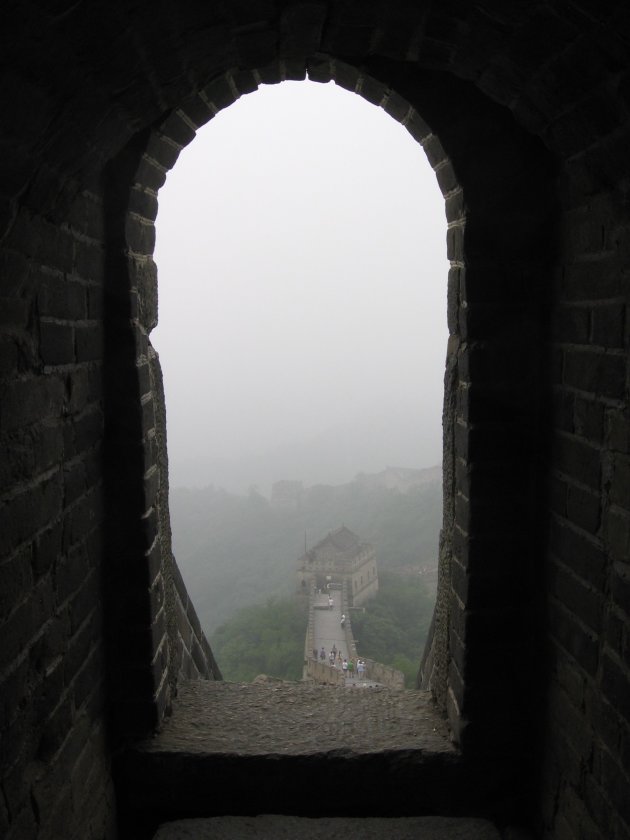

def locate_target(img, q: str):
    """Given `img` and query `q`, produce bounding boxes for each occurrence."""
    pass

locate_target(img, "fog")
[151,79,449,494]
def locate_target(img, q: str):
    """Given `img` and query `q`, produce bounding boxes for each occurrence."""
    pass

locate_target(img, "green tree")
[211,596,308,682]
[352,572,433,687]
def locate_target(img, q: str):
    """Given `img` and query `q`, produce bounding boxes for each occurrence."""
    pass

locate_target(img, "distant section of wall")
[364,659,405,690]
[305,659,346,686]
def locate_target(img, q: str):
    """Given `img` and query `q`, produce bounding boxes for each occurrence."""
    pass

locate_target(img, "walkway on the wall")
[311,591,380,687]
[312,591,350,661]
[306,588,403,689]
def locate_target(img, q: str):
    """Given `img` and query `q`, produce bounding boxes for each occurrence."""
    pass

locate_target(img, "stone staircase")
[117,681,520,839]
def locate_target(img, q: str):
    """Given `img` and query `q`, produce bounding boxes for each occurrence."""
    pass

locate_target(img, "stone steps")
[118,681,517,839]
[153,815,502,839]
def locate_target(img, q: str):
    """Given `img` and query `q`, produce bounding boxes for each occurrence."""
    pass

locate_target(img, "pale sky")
[152,78,449,492]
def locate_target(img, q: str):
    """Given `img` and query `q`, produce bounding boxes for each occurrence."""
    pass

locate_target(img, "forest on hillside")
[169,467,442,636]
[211,572,433,684]
[352,572,434,687]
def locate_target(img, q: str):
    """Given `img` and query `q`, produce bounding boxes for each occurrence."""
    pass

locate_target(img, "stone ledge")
[119,681,511,836]
[154,815,501,839]
[142,681,454,756]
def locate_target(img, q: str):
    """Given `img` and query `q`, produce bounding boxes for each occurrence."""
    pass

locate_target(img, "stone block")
[359,75,387,106]
[0,547,33,622]
[549,475,568,519]
[553,432,601,490]
[566,483,601,535]
[548,599,599,677]
[171,558,188,605]
[64,608,97,686]
[61,487,103,554]
[74,324,103,363]
[62,459,87,507]
[0,248,29,297]
[0,655,29,731]
[563,256,623,301]
[550,518,607,590]
[55,545,89,605]
[552,303,590,344]
[5,802,37,840]
[0,375,65,434]
[548,560,603,632]
[73,648,104,710]
[592,303,625,348]
[552,388,575,433]
[574,397,605,444]
[74,238,104,286]
[461,341,529,383]
[0,578,49,672]
[135,156,167,194]
[611,567,630,619]
[37,276,87,322]
[598,746,630,826]
[124,215,156,255]
[185,594,203,642]
[583,776,614,840]
[174,594,193,650]
[611,453,630,507]
[608,408,630,453]
[71,407,103,456]
[69,568,100,634]
[37,694,73,762]
[605,507,630,562]
[0,472,63,557]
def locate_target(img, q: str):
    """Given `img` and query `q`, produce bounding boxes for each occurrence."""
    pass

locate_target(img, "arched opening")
[151,78,448,686]
[104,59,556,796]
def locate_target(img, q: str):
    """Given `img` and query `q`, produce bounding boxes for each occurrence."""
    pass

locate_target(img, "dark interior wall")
[541,151,630,836]
[1,3,629,839]
[1,183,116,837]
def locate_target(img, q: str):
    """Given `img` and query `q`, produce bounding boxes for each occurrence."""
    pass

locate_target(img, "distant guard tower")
[297,526,379,607]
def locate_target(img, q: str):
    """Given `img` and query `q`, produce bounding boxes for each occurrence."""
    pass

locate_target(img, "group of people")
[313,646,367,680]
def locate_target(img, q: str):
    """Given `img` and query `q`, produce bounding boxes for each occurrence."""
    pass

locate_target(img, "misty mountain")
[170,465,442,635]
[167,406,442,493]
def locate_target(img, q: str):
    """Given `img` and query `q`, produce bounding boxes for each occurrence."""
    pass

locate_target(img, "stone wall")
[1,193,118,839]
[541,179,630,838]
[0,4,629,839]
[364,660,406,691]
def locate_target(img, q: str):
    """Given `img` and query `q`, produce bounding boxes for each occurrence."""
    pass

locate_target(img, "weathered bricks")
[0,5,628,840]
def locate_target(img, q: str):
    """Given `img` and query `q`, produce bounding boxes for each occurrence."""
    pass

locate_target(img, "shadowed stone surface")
[5,4,630,838]
[120,681,512,837]
[144,680,453,754]
[153,815,502,839]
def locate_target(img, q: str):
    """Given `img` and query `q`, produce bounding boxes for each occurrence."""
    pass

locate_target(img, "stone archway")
[104,55,556,778]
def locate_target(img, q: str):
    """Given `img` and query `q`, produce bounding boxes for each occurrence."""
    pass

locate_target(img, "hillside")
[169,465,442,635]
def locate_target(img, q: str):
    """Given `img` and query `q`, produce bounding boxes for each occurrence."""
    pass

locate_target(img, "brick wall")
[1,4,630,839]
[0,195,117,838]
[541,181,630,838]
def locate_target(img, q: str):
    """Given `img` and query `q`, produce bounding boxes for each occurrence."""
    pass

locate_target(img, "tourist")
[342,658,348,676]
[348,658,355,680]
[357,659,365,680]
[320,647,326,661]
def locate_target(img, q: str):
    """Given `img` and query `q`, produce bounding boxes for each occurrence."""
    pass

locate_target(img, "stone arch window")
[105,59,555,756]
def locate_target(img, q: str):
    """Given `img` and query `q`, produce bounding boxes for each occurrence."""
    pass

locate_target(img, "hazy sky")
[152,79,449,491]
